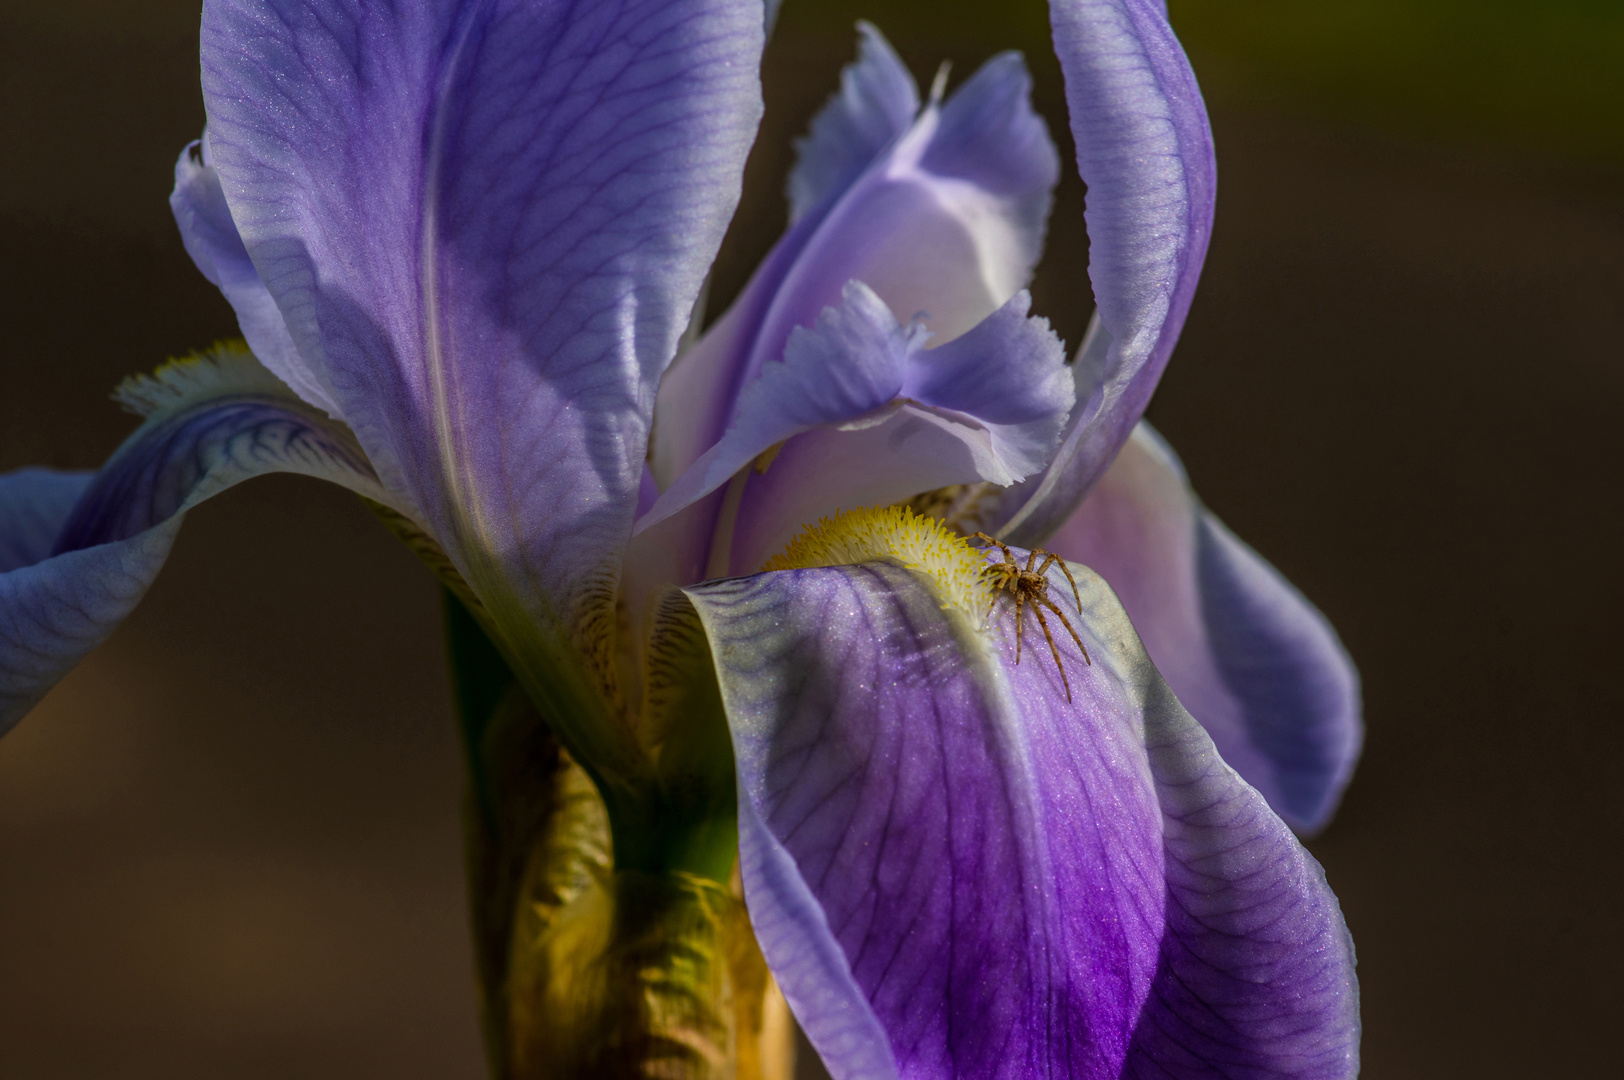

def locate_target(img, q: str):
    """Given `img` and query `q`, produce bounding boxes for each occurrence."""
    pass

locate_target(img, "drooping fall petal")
[199,0,765,655]
[0,346,392,734]
[681,536,1358,1080]
[998,0,1215,538]
[1046,423,1361,832]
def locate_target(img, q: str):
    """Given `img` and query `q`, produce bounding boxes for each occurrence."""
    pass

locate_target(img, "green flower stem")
[443,591,782,1078]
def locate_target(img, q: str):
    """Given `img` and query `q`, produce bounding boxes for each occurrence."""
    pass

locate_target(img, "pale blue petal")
[170,135,338,416]
[997,0,1215,539]
[1044,424,1362,833]
[200,0,764,652]
[786,21,918,223]
[0,347,391,736]
[683,554,1358,1079]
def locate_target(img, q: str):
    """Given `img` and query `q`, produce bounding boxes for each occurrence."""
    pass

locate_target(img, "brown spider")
[973,533,1092,702]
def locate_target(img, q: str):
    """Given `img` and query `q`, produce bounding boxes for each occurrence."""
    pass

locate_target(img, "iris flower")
[0,0,1362,1076]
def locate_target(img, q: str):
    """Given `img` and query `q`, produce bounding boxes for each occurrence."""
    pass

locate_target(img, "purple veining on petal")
[1045,423,1362,832]
[1,353,389,737]
[996,0,1215,541]
[650,25,918,493]
[684,553,1357,1079]
[1,520,177,738]
[200,0,764,640]
[53,397,382,555]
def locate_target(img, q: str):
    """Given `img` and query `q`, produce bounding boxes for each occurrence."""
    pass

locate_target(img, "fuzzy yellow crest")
[112,340,288,417]
[762,505,992,617]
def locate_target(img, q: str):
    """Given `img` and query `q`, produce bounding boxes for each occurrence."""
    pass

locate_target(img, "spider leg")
[1024,546,1039,572]
[1049,554,1085,624]
[983,578,1004,629]
[1029,600,1073,703]
[1037,592,1091,667]
[973,532,1018,571]
[1014,588,1026,665]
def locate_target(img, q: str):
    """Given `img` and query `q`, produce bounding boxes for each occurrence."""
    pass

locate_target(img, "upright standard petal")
[199,0,764,666]
[0,345,392,735]
[171,135,338,416]
[651,28,1058,489]
[997,0,1215,540]
[786,21,919,224]
[1046,424,1362,832]
[681,514,1358,1079]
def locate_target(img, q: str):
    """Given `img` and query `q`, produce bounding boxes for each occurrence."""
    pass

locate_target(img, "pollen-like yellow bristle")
[112,339,285,417]
[762,505,991,617]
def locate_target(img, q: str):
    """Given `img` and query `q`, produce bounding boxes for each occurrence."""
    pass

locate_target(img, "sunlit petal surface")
[199,0,764,641]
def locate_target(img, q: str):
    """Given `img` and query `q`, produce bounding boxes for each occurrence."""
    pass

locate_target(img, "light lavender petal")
[787,21,918,223]
[638,284,1068,545]
[652,29,1058,489]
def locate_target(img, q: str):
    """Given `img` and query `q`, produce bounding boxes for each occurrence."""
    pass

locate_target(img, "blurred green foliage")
[1173,0,1624,161]
[788,0,1624,162]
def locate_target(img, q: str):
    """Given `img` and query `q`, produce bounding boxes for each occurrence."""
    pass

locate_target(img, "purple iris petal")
[200,0,763,635]
[0,470,92,574]
[0,491,175,739]
[636,283,1070,575]
[722,290,1074,574]
[1046,424,1361,832]
[786,21,920,225]
[651,25,1058,489]
[0,355,389,735]
[683,555,1357,1079]
[171,136,337,416]
[997,0,1215,539]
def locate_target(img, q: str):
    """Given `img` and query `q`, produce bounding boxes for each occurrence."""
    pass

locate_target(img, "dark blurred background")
[2,1,1620,1076]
